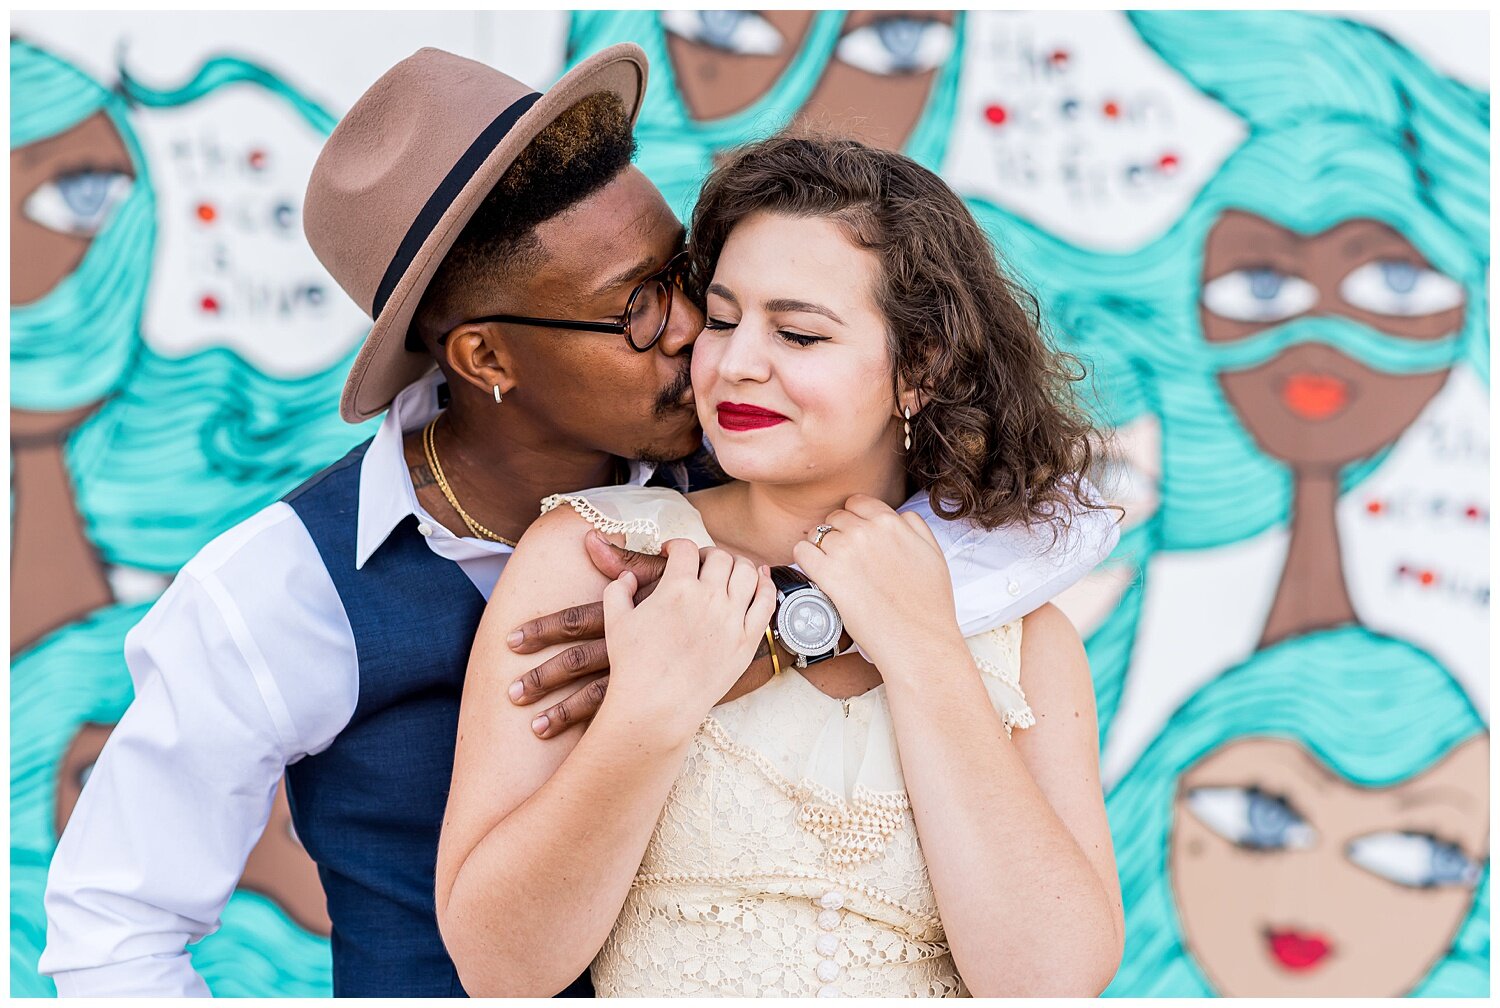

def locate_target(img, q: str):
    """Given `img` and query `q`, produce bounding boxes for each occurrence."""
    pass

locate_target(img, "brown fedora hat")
[304,45,648,423]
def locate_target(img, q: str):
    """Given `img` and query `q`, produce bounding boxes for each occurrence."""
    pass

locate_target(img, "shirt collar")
[354,371,666,568]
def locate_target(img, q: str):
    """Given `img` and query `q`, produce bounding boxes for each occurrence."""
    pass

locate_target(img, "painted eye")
[1346,831,1482,889]
[1201,268,1319,323]
[1339,260,1465,317]
[1185,786,1317,851]
[835,17,955,76]
[23,169,132,237]
[660,10,782,56]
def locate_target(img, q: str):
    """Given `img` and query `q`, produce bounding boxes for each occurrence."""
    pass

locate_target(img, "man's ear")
[445,324,517,401]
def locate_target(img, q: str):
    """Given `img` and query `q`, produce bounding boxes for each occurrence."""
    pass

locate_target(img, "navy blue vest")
[281,439,602,997]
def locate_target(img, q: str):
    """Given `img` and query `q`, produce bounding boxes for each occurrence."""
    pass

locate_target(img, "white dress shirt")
[40,370,1119,996]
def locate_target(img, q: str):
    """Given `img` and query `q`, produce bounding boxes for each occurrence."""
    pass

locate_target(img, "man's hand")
[505,530,775,737]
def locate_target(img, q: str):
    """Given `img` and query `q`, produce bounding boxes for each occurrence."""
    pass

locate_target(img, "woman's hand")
[597,537,778,747]
[793,494,964,672]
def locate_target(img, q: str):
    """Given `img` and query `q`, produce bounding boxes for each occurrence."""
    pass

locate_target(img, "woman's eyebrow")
[706,282,738,304]
[765,298,844,325]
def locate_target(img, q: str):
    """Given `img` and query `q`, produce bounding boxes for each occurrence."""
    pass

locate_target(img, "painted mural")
[10,11,1488,998]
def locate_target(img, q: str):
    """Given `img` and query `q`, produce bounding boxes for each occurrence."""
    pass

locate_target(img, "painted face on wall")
[1199,210,1466,467]
[1170,734,1488,996]
[11,111,134,306]
[660,10,958,151]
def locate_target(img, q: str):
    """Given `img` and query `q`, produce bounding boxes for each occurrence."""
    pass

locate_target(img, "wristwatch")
[768,565,844,668]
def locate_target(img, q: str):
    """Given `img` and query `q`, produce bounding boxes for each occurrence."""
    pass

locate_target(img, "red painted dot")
[1366,500,1383,514]
[196,203,216,223]
[248,149,267,170]
[984,104,1008,126]
[200,295,220,313]
[1103,100,1121,118]
[1419,570,1437,586]
[1465,505,1481,519]
[1158,153,1180,172]
[1049,49,1070,66]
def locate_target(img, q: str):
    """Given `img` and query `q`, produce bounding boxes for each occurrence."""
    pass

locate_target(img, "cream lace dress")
[538,485,1034,998]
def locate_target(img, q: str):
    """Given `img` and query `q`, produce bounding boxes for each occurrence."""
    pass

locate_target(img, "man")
[41,45,1118,997]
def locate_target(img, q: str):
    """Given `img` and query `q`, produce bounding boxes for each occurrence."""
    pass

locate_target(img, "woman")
[436,136,1124,996]
[1104,627,1488,998]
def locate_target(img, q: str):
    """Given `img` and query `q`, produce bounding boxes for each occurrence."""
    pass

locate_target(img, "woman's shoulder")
[538,483,711,555]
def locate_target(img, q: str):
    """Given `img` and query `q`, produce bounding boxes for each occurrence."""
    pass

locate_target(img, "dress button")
[818,890,845,910]
[815,934,839,957]
[816,909,841,931]
[417,522,434,537]
[816,959,840,983]
[1007,579,1020,596]
[817,985,841,998]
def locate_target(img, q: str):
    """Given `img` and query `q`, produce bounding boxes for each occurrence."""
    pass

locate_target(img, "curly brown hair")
[688,135,1119,539]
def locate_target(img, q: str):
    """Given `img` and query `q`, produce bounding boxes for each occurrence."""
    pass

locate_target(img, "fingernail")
[508,680,524,701]
[507,630,523,648]
[532,715,550,735]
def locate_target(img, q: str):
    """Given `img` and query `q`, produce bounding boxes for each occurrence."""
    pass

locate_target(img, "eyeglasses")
[463,251,690,353]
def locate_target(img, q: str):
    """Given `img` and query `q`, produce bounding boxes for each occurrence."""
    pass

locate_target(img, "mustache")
[653,362,694,415]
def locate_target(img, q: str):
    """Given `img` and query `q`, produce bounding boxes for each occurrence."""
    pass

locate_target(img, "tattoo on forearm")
[411,463,436,490]
[753,635,771,661]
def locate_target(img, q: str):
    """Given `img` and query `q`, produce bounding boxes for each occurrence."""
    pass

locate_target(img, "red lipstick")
[1266,928,1333,971]
[716,402,788,431]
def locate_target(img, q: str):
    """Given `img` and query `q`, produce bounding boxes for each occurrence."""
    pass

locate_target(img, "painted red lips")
[1266,928,1333,970]
[716,402,788,431]
[1280,372,1350,421]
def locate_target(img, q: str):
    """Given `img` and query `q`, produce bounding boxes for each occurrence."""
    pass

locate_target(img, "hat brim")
[339,44,648,424]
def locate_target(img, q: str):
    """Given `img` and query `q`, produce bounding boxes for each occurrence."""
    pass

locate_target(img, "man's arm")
[40,508,357,995]
[503,531,777,735]
[507,492,1123,730]
[953,488,1124,636]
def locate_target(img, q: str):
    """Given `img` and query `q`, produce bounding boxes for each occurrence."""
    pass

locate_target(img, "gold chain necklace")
[422,416,518,547]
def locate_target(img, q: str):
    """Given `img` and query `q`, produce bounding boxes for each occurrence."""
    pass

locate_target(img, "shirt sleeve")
[967,492,1123,633]
[39,504,358,996]
[898,474,1124,641]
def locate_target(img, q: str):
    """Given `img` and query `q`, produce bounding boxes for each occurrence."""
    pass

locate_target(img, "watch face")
[778,591,841,655]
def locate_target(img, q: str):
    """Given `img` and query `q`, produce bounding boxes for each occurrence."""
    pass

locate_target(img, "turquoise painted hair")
[567,11,966,220]
[1103,626,1489,996]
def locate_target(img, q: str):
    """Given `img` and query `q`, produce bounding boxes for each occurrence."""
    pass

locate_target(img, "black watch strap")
[769,564,812,596]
